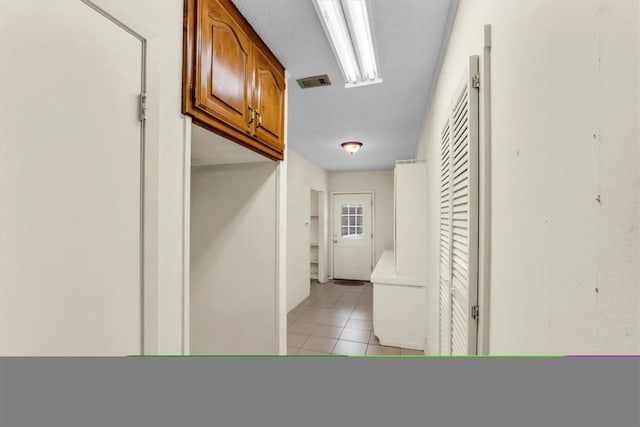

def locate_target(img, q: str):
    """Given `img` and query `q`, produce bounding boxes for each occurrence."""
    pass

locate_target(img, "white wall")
[394,162,428,280]
[190,162,278,354]
[286,150,329,311]
[418,0,639,354]
[328,170,394,277]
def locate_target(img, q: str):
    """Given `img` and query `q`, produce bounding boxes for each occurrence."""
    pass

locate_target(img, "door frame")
[330,191,375,281]
[477,25,492,355]
[87,0,161,355]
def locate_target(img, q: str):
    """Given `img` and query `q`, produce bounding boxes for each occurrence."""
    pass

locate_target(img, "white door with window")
[332,193,373,281]
[0,0,145,355]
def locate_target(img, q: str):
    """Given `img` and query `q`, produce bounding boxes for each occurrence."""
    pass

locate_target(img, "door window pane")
[340,203,364,238]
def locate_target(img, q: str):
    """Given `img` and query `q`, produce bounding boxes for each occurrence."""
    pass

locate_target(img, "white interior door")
[332,193,373,281]
[0,0,144,355]
[439,56,480,355]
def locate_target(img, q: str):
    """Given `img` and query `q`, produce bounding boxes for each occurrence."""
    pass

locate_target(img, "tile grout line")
[289,281,417,356]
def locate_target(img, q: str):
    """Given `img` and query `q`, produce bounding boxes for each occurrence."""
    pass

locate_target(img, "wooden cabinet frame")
[182,0,285,161]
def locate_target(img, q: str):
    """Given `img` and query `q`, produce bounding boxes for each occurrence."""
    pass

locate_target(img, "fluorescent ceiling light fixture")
[341,141,363,154]
[313,0,382,88]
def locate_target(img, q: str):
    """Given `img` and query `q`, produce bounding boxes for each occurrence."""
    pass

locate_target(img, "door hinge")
[472,74,480,89]
[190,85,196,102]
[139,92,147,122]
[472,305,480,321]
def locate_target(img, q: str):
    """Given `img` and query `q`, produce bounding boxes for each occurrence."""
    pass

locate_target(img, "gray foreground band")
[0,357,638,427]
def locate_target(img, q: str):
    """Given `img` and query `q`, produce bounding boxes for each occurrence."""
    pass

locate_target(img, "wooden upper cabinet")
[183,0,286,161]
[195,0,252,134]
[252,45,285,152]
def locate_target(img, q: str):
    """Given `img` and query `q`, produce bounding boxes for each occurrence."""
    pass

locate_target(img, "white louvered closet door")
[439,56,479,355]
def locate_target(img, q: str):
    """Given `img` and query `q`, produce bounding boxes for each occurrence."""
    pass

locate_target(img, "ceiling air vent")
[396,159,420,165]
[296,74,331,89]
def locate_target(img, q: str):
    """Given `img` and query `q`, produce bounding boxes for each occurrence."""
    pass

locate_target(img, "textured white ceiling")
[231,0,455,171]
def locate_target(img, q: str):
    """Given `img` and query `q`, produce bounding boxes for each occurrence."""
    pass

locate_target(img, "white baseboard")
[378,337,424,351]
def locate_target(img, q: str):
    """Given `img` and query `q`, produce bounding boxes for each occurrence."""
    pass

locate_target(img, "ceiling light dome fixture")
[313,0,382,88]
[341,141,363,154]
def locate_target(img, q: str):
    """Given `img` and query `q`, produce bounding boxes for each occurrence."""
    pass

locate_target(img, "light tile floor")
[287,280,425,356]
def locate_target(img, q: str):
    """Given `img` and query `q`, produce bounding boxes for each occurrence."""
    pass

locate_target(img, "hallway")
[1,0,638,358]
[287,281,424,356]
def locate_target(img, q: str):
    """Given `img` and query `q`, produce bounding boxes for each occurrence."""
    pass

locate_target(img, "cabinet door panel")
[253,46,285,151]
[196,0,252,133]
